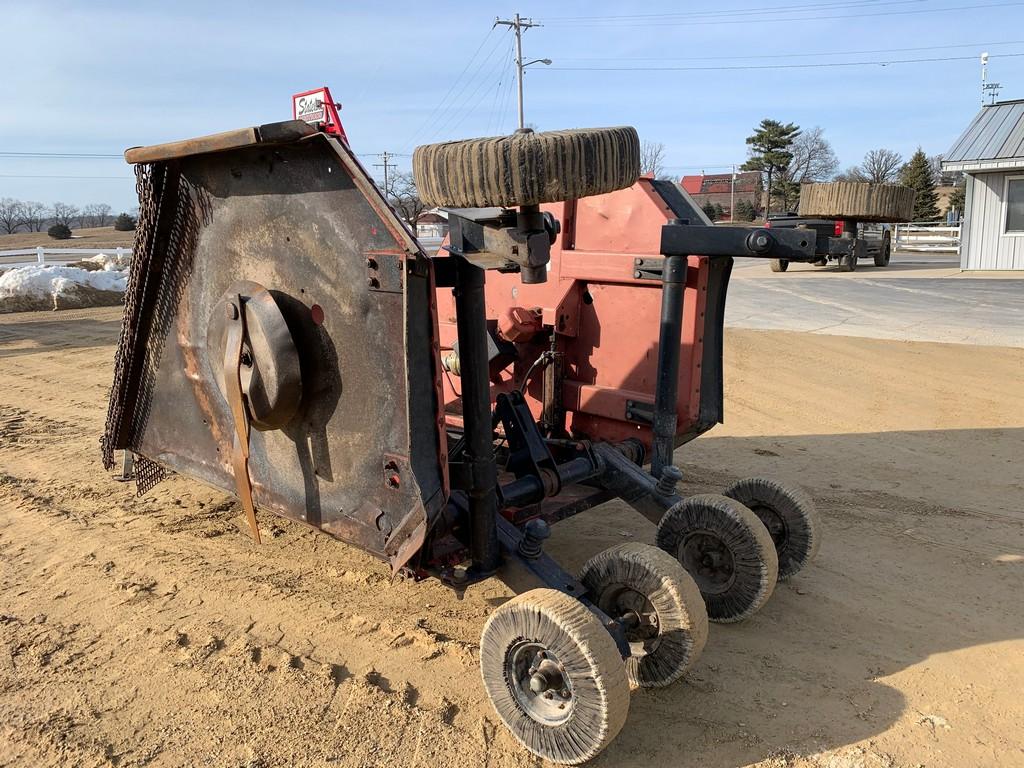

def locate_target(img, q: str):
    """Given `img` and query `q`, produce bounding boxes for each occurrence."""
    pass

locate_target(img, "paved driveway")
[726,252,1024,347]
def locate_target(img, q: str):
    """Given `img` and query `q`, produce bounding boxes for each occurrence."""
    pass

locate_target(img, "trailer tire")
[874,235,891,267]
[413,127,641,208]
[769,259,789,272]
[723,477,820,580]
[480,588,630,764]
[578,543,708,688]
[656,494,778,623]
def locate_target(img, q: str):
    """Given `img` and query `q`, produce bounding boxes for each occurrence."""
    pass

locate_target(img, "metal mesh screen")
[100,162,206,496]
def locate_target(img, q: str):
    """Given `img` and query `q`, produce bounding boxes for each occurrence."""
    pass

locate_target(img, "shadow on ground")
[534,427,1024,767]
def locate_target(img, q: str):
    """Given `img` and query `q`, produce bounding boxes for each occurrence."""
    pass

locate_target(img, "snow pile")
[0,260,129,313]
[83,251,131,271]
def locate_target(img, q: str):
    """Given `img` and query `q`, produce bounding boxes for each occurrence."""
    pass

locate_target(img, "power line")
[495,40,519,134]
[400,27,504,152]
[554,39,1024,62]
[542,0,927,21]
[0,151,123,159]
[495,14,545,129]
[373,151,396,192]
[422,32,514,145]
[540,0,1024,27]
[487,35,517,136]
[544,51,1024,72]
[0,174,130,180]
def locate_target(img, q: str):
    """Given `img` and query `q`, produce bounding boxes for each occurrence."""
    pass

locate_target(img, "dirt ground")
[0,307,1021,768]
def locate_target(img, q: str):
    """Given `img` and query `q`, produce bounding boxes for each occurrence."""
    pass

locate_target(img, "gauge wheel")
[769,258,789,272]
[723,477,820,580]
[480,588,630,765]
[578,542,708,688]
[656,494,778,623]
[413,127,640,208]
[838,250,858,271]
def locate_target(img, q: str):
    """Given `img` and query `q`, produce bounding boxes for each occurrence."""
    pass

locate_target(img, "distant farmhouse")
[681,171,762,219]
[944,99,1024,270]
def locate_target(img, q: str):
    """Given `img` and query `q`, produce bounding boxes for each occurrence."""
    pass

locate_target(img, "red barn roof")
[681,171,760,195]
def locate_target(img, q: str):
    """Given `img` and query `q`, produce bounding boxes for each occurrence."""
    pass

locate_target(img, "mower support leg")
[453,258,502,577]
[651,252,687,477]
[494,515,631,658]
[595,442,681,524]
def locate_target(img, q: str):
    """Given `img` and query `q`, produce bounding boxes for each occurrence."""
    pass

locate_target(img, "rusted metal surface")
[108,125,448,570]
[434,177,725,453]
[124,120,316,164]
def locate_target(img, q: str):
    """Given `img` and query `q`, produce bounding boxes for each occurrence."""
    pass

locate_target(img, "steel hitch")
[443,206,560,284]
[660,220,818,263]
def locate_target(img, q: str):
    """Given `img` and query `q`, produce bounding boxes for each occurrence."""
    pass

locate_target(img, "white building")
[943,100,1024,270]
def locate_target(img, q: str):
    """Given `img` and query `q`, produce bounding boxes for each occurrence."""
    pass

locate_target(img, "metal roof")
[944,99,1024,172]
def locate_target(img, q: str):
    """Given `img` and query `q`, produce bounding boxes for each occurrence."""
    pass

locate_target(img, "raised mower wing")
[104,120,449,571]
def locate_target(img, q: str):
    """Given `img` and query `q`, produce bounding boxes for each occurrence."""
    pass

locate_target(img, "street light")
[516,59,551,129]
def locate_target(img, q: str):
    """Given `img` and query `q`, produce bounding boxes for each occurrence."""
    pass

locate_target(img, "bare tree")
[21,201,49,232]
[786,127,839,183]
[640,140,666,178]
[859,149,903,184]
[0,198,25,234]
[775,126,838,208]
[386,172,427,228]
[51,201,80,229]
[833,166,867,182]
[82,203,113,228]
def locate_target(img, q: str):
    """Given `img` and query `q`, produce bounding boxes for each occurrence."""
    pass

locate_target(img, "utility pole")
[495,14,543,129]
[374,151,395,196]
[730,165,736,222]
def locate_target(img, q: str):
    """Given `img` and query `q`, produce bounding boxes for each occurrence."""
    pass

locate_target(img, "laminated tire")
[656,494,778,623]
[480,588,630,764]
[798,182,916,223]
[579,542,708,688]
[723,477,820,580]
[413,127,641,208]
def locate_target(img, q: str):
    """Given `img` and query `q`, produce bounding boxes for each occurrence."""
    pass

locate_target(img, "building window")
[1005,176,1024,234]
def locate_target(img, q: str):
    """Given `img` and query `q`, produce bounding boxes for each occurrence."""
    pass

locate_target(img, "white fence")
[892,223,961,253]
[0,246,132,266]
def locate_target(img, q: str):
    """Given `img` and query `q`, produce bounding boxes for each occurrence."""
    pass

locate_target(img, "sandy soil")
[1,307,1022,768]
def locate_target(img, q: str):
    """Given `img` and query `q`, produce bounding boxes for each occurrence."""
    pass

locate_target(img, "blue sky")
[2,0,1023,212]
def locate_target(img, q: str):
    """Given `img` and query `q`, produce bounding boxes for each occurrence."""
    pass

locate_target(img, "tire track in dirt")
[3,307,1022,768]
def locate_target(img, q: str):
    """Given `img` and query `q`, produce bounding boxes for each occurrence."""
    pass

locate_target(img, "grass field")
[0,226,135,251]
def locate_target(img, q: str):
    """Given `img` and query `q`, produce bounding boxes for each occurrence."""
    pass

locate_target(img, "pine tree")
[113,212,137,231]
[735,199,757,221]
[47,223,72,239]
[702,201,718,221]
[900,148,940,221]
[741,119,801,218]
